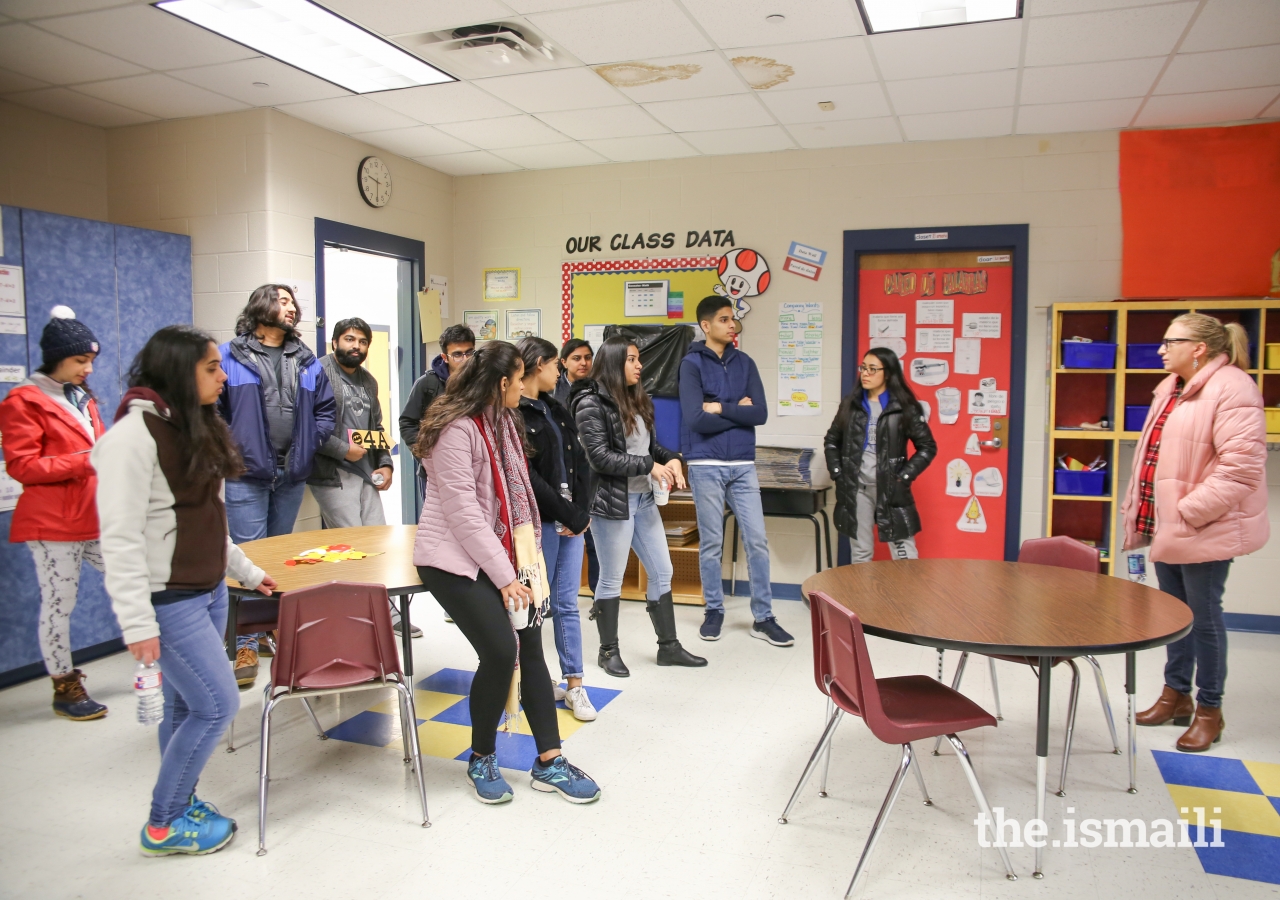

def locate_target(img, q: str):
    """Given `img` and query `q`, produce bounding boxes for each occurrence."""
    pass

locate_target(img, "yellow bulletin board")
[560,255,723,342]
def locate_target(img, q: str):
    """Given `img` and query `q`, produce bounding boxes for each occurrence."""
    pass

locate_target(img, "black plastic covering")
[602,323,696,398]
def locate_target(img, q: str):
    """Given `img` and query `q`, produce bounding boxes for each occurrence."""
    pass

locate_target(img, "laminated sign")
[349,429,390,450]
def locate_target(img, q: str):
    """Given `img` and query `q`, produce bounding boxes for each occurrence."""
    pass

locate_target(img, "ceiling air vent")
[399,21,576,78]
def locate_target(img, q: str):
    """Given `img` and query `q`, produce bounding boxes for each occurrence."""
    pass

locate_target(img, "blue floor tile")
[324,710,423,747]
[555,682,624,711]
[1194,829,1280,885]
[434,697,473,727]
[1152,750,1262,794]
[454,730,540,772]
[417,667,474,695]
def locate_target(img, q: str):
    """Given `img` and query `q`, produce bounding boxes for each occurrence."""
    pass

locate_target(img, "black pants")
[584,528,600,594]
[417,566,561,757]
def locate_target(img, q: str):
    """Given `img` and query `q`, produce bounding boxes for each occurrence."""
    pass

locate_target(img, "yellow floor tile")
[368,689,463,720]
[388,720,474,760]
[497,707,586,740]
[1244,760,1280,797]
[1166,785,1280,838]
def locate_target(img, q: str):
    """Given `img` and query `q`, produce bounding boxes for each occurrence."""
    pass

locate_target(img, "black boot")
[647,593,707,667]
[590,598,629,678]
[51,669,108,720]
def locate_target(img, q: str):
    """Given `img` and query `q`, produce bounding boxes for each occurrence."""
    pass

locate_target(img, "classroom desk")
[724,485,832,593]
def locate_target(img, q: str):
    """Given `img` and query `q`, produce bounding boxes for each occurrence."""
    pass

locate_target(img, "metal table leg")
[805,514,821,574]
[399,593,414,679]
[1034,655,1052,879]
[818,508,833,569]
[1126,651,1137,794]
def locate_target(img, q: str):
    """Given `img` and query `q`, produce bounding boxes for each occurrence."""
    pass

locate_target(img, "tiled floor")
[1,594,1278,900]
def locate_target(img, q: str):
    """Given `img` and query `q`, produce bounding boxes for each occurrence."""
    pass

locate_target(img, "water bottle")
[1126,552,1148,584]
[554,482,571,532]
[134,661,164,725]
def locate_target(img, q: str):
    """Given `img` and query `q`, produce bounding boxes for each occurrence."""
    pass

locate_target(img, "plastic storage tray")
[1124,405,1149,432]
[1061,341,1116,368]
[1126,343,1163,368]
[1054,469,1108,496]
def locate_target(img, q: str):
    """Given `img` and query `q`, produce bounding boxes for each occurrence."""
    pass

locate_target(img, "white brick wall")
[0,100,108,221]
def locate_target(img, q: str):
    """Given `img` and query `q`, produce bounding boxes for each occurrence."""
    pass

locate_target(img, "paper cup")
[650,477,670,506]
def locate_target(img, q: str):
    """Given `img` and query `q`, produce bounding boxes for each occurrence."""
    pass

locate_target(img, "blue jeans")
[152,584,239,826]
[689,465,773,621]
[1156,559,1231,708]
[225,468,305,652]
[541,523,586,680]
[592,492,672,602]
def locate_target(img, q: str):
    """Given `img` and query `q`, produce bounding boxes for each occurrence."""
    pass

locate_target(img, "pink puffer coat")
[1121,354,1269,564]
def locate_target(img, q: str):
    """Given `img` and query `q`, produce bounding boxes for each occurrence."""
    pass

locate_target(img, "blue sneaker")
[139,811,235,857]
[530,756,601,804]
[751,616,795,647]
[185,794,236,831]
[466,753,513,804]
[700,609,724,641]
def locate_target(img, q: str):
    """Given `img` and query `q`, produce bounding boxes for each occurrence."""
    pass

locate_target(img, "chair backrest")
[809,591,885,731]
[1018,535,1101,574]
[808,593,833,698]
[271,581,401,692]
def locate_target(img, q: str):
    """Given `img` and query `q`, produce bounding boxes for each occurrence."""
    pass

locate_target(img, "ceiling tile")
[1156,45,1280,95]
[77,73,249,119]
[368,81,518,123]
[1016,97,1142,134]
[642,93,773,132]
[581,133,699,161]
[680,0,863,49]
[0,0,128,19]
[759,82,890,124]
[787,117,901,149]
[1025,3,1198,66]
[1264,94,1280,118]
[435,114,571,149]
[414,150,523,176]
[478,67,629,113]
[900,107,1014,141]
[872,19,1022,80]
[320,0,512,36]
[0,23,146,84]
[888,70,1018,116]
[680,124,794,155]
[494,142,609,169]
[169,58,348,107]
[728,37,876,91]
[1028,0,1174,14]
[349,124,477,158]
[535,105,668,140]
[527,0,711,65]
[599,52,749,102]
[1136,86,1280,127]
[6,86,157,127]
[0,65,48,93]
[275,95,420,133]
[1019,57,1164,104]
[503,0,595,11]
[38,4,256,72]
[1180,0,1280,52]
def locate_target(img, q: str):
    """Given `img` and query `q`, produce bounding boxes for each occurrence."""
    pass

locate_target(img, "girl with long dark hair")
[569,336,706,675]
[824,347,937,561]
[93,326,276,856]
[413,341,600,804]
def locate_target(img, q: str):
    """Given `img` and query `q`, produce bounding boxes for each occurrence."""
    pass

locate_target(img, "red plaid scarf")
[1135,383,1181,537]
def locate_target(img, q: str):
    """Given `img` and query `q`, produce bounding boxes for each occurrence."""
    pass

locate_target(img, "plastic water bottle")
[1126,552,1148,584]
[134,661,164,725]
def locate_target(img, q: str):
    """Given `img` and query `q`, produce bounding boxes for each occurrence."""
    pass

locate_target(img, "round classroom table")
[801,558,1193,878]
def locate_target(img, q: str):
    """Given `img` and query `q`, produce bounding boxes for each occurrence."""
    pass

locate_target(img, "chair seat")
[273,657,379,690]
[834,675,997,743]
[988,654,1074,667]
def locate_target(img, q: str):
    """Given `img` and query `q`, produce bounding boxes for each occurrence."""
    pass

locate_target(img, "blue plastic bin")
[1124,405,1149,432]
[1054,469,1108,496]
[1061,341,1116,368]
[1126,343,1163,368]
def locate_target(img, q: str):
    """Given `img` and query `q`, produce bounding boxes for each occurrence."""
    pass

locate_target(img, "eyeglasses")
[1159,338,1197,349]
[858,364,883,374]
[447,349,476,361]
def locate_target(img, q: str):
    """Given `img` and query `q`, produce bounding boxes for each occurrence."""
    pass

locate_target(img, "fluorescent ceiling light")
[857,0,1020,34]
[154,0,454,93]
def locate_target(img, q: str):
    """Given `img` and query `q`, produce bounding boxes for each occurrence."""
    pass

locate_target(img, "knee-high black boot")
[647,593,708,667]
[590,598,629,677]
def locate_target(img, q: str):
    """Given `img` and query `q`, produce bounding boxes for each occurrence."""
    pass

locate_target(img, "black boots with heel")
[648,592,708,668]
[591,598,630,678]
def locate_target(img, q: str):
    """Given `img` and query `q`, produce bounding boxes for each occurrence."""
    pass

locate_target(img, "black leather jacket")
[824,391,937,543]
[569,378,678,521]
[519,392,591,534]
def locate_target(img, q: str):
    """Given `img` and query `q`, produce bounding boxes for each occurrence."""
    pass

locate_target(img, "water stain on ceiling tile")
[731,56,795,90]
[594,61,701,87]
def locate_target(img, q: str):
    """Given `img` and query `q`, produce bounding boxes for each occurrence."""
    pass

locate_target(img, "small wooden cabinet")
[581,492,706,605]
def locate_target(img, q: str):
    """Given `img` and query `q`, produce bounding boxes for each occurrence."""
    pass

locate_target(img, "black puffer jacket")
[569,378,678,521]
[824,391,937,543]
[519,392,591,534]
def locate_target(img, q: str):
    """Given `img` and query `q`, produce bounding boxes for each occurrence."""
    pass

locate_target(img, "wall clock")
[357,156,391,208]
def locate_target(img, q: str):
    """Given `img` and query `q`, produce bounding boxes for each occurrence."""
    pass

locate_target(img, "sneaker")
[139,811,235,857]
[393,620,424,638]
[700,609,724,641]
[552,681,567,702]
[185,794,235,831]
[751,616,795,647]
[563,686,598,722]
[234,647,258,687]
[466,753,513,804]
[530,756,601,804]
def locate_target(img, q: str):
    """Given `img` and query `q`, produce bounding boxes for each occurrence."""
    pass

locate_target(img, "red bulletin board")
[856,252,1014,561]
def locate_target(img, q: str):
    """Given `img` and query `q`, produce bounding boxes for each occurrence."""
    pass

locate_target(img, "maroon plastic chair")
[779,591,1016,896]
[939,535,1121,796]
[257,581,429,856]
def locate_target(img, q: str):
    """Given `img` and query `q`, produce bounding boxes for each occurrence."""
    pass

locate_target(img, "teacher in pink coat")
[1121,313,1268,753]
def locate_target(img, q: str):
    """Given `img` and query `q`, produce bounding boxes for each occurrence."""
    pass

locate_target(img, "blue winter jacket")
[217,334,336,484]
[678,341,767,462]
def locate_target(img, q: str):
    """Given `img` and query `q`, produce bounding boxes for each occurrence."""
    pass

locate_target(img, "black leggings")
[417,566,561,757]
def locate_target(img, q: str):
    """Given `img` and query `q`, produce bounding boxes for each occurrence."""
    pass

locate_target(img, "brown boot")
[1176,704,1224,752]
[51,669,108,721]
[1135,685,1193,726]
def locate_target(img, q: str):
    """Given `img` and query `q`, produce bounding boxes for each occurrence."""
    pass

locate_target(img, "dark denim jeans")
[226,467,305,652]
[1155,559,1231,709]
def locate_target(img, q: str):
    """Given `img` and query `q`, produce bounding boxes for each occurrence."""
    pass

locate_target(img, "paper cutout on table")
[917,299,952,324]
[945,458,972,496]
[935,387,960,424]
[954,337,981,374]
[965,433,981,456]
[967,389,1007,415]
[868,313,906,339]
[979,377,997,391]
[909,358,949,386]
[971,416,991,432]
[961,312,1001,339]
[915,328,953,353]
[285,544,386,566]
[974,467,1004,497]
[956,495,988,532]
[869,336,907,358]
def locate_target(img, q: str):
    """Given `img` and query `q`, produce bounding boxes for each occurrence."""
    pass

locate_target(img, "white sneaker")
[552,680,567,702]
[563,686,598,722]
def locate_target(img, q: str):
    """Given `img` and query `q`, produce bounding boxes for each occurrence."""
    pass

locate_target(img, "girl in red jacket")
[0,307,107,720]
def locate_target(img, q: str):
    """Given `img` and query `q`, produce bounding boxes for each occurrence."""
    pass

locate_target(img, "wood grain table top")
[802,559,1193,656]
[226,525,422,596]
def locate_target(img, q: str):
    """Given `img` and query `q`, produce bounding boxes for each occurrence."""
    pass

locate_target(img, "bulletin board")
[560,256,722,341]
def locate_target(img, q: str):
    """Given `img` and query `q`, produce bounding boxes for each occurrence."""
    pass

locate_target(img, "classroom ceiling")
[0,0,1277,176]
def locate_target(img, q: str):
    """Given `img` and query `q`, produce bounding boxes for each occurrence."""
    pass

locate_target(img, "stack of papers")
[755,446,814,487]
[665,522,698,547]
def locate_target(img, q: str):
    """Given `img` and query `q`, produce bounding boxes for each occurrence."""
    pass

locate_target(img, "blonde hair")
[1169,313,1250,369]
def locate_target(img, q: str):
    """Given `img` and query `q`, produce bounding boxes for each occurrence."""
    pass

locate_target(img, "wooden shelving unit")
[581,492,706,606]
[1047,298,1280,576]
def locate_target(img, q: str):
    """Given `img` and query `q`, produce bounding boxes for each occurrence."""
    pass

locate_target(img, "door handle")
[979,437,1002,449]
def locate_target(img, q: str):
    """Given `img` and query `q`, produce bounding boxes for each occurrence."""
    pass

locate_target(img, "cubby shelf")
[580,494,706,606]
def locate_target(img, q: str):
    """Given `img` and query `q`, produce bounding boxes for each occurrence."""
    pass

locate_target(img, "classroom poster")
[778,301,823,416]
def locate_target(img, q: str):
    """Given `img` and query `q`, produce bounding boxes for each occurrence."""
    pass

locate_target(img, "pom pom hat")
[40,306,99,369]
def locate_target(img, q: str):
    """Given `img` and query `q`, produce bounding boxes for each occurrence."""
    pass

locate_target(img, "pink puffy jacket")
[1121,354,1269,564]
